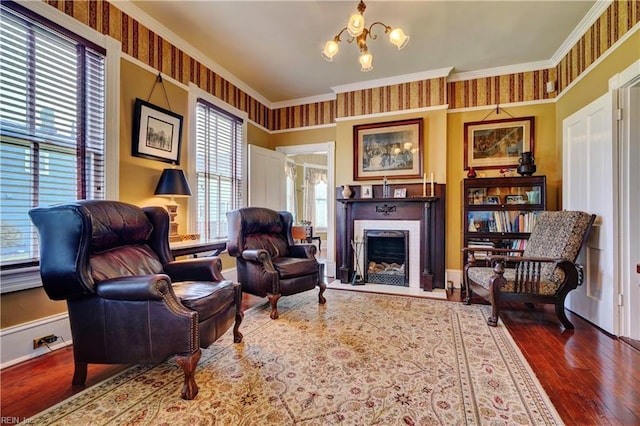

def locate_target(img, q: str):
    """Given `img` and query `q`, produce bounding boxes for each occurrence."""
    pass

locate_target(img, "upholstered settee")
[463,210,595,329]
[29,200,243,399]
[226,207,326,319]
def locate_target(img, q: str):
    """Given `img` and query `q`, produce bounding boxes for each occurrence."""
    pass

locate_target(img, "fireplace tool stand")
[350,239,365,285]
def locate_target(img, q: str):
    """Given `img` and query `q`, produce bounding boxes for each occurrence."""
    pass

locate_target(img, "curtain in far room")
[304,166,327,228]
[285,159,297,221]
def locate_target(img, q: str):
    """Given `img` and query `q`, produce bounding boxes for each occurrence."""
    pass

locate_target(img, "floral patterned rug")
[27,290,562,425]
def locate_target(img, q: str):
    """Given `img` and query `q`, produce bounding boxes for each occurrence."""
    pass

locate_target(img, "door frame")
[612,59,640,339]
[276,142,336,278]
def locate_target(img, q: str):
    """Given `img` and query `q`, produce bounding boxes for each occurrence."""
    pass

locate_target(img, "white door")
[618,77,640,340]
[248,145,286,210]
[563,91,617,335]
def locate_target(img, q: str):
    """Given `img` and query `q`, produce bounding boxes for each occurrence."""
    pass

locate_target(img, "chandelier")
[321,0,409,72]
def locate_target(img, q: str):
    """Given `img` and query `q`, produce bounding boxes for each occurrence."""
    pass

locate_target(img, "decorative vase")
[467,167,477,178]
[341,185,353,199]
[517,152,536,176]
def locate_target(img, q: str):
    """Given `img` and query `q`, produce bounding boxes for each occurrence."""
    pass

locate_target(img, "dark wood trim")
[336,183,445,291]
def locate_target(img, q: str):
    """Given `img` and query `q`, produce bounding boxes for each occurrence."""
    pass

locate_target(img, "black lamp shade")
[154,168,192,196]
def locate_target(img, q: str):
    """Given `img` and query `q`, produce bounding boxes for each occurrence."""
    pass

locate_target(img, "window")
[0,3,106,268]
[303,165,328,231]
[195,99,243,239]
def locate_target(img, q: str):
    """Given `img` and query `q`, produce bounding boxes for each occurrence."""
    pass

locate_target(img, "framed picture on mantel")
[353,118,423,181]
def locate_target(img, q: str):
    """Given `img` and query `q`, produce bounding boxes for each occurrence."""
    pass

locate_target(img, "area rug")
[27,290,562,425]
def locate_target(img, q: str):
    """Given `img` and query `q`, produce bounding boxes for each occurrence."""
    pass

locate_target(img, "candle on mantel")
[422,173,427,197]
[430,172,435,197]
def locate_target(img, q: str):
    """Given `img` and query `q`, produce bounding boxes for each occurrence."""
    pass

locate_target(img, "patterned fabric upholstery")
[467,211,593,294]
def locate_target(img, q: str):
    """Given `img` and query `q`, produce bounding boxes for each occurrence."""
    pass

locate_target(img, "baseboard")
[446,269,462,289]
[0,313,72,370]
[0,267,239,370]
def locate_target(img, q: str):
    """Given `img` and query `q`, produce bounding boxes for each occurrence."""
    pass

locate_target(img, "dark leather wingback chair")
[29,200,243,400]
[226,207,326,319]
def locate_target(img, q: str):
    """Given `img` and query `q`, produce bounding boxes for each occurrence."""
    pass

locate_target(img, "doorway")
[276,142,336,279]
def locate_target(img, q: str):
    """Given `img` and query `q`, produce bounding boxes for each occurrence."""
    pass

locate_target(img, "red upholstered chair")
[226,207,326,319]
[29,200,243,400]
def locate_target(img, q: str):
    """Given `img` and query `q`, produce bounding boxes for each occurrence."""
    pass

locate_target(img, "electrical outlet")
[33,334,58,349]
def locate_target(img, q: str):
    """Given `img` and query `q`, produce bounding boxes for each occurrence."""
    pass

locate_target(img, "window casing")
[195,99,244,239]
[0,3,106,269]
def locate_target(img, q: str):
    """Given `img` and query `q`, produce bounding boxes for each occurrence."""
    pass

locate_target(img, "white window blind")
[0,3,106,268]
[195,99,243,239]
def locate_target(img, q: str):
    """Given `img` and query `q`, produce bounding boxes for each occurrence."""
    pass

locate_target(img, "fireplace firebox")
[364,230,409,286]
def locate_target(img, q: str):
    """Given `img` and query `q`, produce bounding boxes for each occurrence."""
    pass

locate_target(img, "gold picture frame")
[464,116,534,170]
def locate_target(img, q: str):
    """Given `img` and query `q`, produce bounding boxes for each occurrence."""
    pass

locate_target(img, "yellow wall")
[446,103,558,270]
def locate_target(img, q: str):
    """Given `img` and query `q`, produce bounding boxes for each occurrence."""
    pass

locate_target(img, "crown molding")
[448,60,555,83]
[331,67,454,95]
[550,0,613,66]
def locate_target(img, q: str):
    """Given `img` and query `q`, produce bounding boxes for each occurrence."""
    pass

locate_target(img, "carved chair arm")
[462,247,524,266]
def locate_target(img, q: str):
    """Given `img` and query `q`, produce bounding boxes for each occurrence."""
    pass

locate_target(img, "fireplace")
[336,182,446,291]
[364,230,409,286]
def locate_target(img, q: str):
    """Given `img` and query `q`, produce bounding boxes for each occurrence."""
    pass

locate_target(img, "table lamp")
[154,168,192,242]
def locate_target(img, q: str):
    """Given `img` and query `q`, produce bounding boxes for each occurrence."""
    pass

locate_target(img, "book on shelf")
[467,240,495,260]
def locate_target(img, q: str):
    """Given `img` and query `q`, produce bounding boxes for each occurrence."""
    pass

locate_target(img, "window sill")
[0,266,42,293]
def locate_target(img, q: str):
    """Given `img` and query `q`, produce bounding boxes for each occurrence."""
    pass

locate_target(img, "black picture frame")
[132,98,183,164]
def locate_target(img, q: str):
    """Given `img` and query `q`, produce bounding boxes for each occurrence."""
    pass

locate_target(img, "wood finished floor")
[2,289,639,425]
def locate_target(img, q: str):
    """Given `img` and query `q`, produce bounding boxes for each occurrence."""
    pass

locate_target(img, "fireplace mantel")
[335,183,446,291]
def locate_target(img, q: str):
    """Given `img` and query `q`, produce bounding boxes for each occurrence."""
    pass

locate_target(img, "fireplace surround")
[336,183,446,291]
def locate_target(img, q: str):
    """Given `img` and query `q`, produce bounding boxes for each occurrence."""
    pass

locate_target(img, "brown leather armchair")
[29,200,243,400]
[226,207,326,319]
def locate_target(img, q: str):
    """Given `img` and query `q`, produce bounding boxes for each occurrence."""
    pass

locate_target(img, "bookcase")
[462,175,546,261]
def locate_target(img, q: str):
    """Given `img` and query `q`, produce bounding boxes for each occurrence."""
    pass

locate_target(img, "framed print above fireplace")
[353,118,423,181]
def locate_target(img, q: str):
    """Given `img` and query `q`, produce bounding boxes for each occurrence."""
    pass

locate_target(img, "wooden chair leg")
[318,281,327,305]
[555,299,575,330]
[72,361,87,385]
[486,274,505,327]
[233,309,244,343]
[267,293,281,319]
[176,349,202,400]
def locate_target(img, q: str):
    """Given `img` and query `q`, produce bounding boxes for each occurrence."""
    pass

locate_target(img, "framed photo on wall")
[464,116,534,170]
[132,98,184,164]
[353,118,423,181]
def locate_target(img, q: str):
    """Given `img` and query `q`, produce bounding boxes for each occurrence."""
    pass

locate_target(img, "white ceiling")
[126,1,600,105]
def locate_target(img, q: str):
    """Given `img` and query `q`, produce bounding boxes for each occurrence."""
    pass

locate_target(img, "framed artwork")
[393,188,407,198]
[464,116,534,170]
[132,98,184,164]
[505,194,527,204]
[361,185,373,198]
[353,118,423,181]
[486,195,501,204]
[468,188,487,205]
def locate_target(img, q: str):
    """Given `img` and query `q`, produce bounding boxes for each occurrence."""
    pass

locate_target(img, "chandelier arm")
[333,27,350,42]
[367,21,392,40]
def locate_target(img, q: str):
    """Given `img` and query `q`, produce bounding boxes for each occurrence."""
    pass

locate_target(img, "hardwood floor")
[2,290,639,425]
